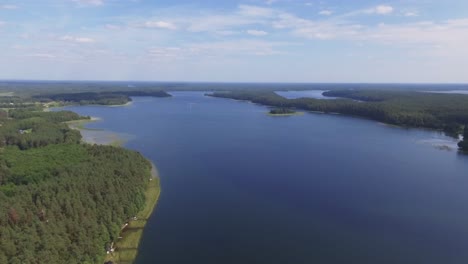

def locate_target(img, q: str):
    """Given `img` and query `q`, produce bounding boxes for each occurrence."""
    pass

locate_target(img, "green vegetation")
[209,90,468,136]
[0,107,159,263]
[105,165,160,264]
[0,111,85,150]
[268,107,298,116]
[458,125,468,151]
[34,90,171,106]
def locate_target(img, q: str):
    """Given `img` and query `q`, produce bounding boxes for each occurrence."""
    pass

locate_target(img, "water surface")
[275,90,336,99]
[63,92,468,264]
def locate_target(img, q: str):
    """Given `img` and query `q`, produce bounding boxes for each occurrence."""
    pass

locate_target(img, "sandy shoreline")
[66,117,127,146]
[104,162,161,263]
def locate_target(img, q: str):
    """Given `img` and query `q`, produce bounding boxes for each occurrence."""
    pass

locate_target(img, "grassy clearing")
[104,164,161,264]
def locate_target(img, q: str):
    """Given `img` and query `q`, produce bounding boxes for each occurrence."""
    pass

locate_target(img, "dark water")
[62,92,468,264]
[275,90,336,99]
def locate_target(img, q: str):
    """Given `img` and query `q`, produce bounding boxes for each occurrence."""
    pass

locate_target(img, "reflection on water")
[275,90,336,99]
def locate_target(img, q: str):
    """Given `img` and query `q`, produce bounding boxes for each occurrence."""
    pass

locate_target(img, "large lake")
[62,92,468,264]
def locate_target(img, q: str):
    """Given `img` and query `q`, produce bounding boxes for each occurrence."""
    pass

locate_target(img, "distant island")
[268,107,300,116]
[208,89,468,150]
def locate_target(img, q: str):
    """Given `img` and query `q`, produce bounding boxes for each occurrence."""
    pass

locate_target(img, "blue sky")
[1,0,468,82]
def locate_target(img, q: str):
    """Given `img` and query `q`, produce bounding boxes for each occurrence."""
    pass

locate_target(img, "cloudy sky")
[1,0,468,82]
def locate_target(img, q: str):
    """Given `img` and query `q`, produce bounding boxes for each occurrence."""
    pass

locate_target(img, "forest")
[208,90,468,146]
[33,90,171,106]
[269,108,296,115]
[0,109,153,263]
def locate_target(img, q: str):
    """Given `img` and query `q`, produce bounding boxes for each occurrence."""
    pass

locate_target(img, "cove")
[62,91,468,264]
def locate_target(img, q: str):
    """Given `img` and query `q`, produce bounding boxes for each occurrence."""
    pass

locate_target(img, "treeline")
[0,108,153,263]
[208,90,468,136]
[34,90,171,105]
[0,96,37,109]
[269,108,296,115]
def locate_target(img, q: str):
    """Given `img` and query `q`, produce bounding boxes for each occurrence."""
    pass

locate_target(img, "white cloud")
[247,29,268,36]
[374,5,394,14]
[144,21,177,30]
[147,40,285,61]
[238,5,274,17]
[1,4,18,9]
[404,11,419,17]
[319,10,333,16]
[345,5,395,16]
[72,0,104,7]
[187,15,258,32]
[60,35,96,43]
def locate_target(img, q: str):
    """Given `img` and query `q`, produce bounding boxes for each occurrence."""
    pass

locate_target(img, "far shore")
[267,112,304,117]
[107,101,134,107]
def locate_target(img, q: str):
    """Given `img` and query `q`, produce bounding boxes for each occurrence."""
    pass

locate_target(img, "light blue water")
[62,92,468,264]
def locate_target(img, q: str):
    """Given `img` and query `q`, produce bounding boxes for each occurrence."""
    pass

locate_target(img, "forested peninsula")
[208,90,468,149]
[0,102,160,263]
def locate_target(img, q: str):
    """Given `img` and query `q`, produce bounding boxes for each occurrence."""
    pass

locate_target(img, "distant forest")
[208,90,468,148]
[0,108,153,263]
[34,90,171,105]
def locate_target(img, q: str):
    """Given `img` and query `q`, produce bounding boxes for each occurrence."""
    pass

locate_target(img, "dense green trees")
[269,108,296,115]
[0,115,83,150]
[209,90,468,135]
[34,90,171,105]
[0,108,153,263]
[0,145,151,263]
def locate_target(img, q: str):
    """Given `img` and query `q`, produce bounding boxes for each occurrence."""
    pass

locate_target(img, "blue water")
[275,90,336,99]
[61,92,468,264]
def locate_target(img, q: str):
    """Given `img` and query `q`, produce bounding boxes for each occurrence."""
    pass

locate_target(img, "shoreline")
[66,117,127,146]
[267,112,304,117]
[104,162,160,264]
[46,105,161,263]
[68,115,160,263]
[107,101,134,107]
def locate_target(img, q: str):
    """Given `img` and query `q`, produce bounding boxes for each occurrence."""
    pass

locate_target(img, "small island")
[268,107,301,116]
[458,125,468,151]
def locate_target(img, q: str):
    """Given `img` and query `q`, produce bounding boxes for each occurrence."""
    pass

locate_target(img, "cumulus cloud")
[60,35,96,43]
[375,5,394,14]
[345,5,395,16]
[144,21,177,30]
[247,29,268,36]
[404,11,419,17]
[238,5,274,17]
